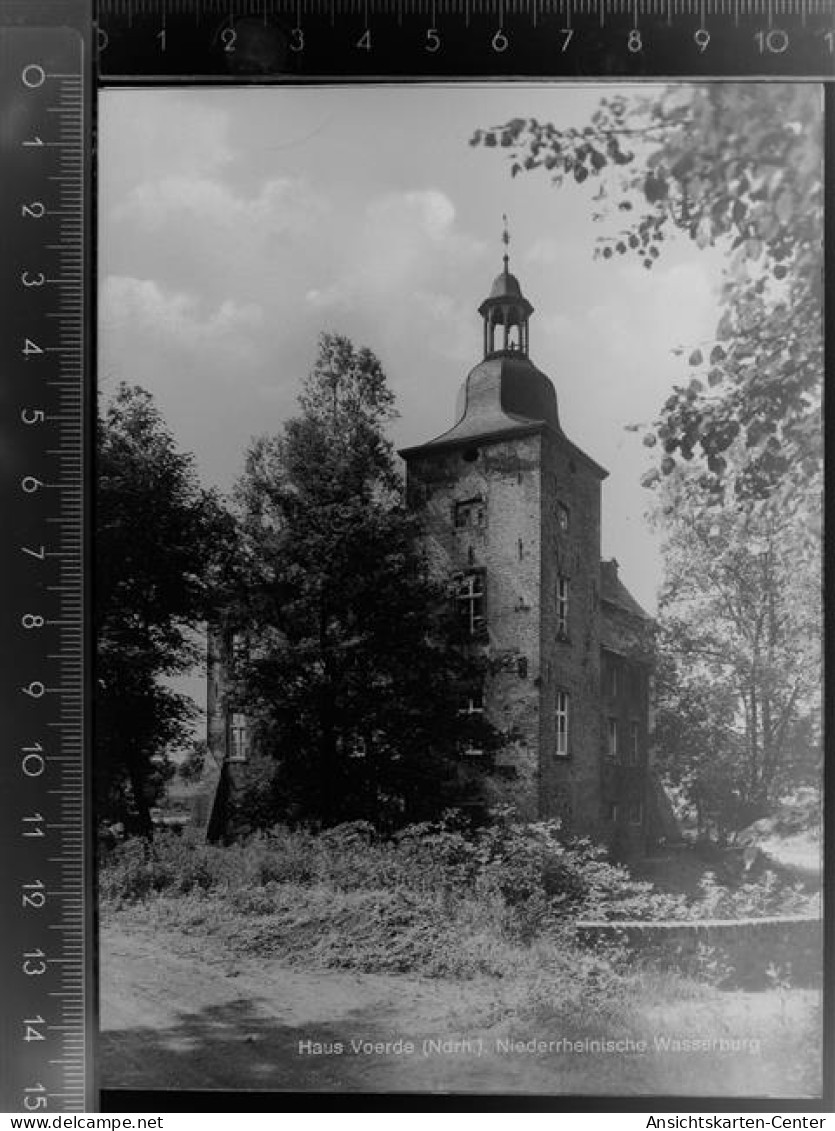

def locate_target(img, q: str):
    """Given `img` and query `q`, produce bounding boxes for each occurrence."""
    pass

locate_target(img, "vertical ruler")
[0,5,93,1114]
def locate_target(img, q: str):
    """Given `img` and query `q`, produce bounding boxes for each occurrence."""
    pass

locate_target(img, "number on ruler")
[356,29,371,50]
[22,813,45,837]
[21,201,45,219]
[492,28,509,51]
[694,28,710,52]
[22,742,46,777]
[22,680,46,698]
[22,137,44,148]
[22,338,44,357]
[221,27,237,52]
[21,408,45,425]
[21,64,46,88]
[627,29,642,52]
[21,271,46,288]
[22,880,47,910]
[425,27,440,52]
[21,544,46,560]
[21,476,44,494]
[157,28,166,51]
[22,949,48,976]
[290,27,305,51]
[559,28,573,51]
[23,1015,46,1042]
[755,28,789,53]
[24,1084,47,1112]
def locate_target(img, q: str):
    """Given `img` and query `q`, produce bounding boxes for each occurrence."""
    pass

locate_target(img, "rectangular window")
[610,661,619,698]
[454,498,485,530]
[607,717,619,760]
[629,801,643,825]
[629,721,640,765]
[228,712,250,763]
[555,690,569,756]
[607,801,619,822]
[454,571,486,636]
[459,684,485,757]
[556,575,570,636]
[461,686,484,715]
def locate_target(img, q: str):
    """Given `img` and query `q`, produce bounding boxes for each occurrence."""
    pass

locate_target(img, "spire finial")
[502,213,510,272]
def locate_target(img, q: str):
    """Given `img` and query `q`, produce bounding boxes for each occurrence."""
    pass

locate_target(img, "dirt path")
[100,911,821,1098]
[99,915,567,1094]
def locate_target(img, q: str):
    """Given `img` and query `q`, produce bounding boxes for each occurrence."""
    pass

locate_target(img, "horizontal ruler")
[96,0,835,76]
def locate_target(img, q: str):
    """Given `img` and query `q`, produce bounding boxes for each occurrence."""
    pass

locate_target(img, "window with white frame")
[460,684,485,756]
[454,571,485,636]
[607,717,619,760]
[555,690,569,756]
[227,712,250,763]
[556,575,570,636]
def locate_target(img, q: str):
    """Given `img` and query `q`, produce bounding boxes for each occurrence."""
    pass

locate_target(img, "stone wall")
[576,916,823,987]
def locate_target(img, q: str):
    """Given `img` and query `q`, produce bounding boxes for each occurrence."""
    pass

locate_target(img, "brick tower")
[400,234,617,839]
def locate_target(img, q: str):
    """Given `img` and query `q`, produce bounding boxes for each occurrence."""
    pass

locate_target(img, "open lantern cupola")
[477,216,534,359]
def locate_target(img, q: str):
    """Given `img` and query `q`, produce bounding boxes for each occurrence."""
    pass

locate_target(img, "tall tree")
[651,467,821,842]
[97,384,234,835]
[471,84,823,523]
[231,333,497,831]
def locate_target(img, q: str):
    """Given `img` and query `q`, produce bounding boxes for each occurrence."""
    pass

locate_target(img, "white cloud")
[101,276,263,360]
[367,189,455,240]
[112,175,324,237]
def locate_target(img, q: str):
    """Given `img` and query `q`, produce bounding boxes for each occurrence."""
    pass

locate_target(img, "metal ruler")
[0,0,830,1116]
[0,2,93,1115]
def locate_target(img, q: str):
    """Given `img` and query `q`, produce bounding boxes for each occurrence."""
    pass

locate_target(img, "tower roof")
[398,228,606,479]
[488,268,524,301]
[478,215,534,327]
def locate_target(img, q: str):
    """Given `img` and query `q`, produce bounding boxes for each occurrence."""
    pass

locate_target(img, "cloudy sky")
[99,83,725,615]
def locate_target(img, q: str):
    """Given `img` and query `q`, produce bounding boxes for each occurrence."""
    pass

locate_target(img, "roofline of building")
[399,422,609,479]
[601,595,656,625]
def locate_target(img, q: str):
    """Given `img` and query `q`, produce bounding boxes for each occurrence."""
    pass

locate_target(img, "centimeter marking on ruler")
[1,9,93,1115]
[99,0,835,14]
[96,0,835,78]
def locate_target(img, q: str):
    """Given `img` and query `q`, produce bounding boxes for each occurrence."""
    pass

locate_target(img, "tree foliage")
[651,468,821,842]
[230,333,497,832]
[471,85,822,521]
[97,383,234,835]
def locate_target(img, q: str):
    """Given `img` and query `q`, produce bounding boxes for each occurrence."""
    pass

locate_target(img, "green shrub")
[99,815,690,929]
[692,870,821,919]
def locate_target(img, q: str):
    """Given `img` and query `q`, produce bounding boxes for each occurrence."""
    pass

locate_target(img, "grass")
[99,819,823,1097]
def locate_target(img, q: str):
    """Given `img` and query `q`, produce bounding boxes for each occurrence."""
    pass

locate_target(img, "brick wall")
[406,435,543,815]
[539,431,603,836]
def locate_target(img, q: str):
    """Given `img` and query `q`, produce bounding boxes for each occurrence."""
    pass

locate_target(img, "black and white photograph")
[95,82,823,1099]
